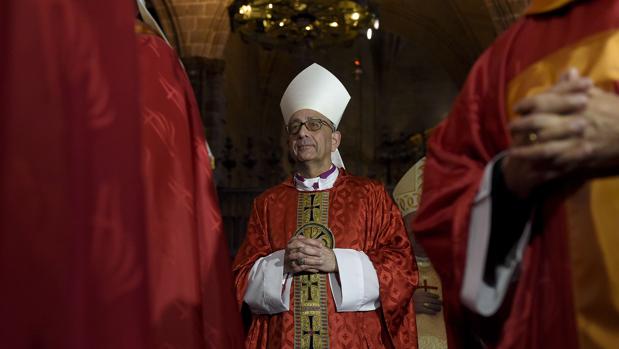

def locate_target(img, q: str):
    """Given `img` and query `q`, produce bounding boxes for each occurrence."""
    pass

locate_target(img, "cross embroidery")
[301,276,320,301]
[303,315,321,349]
[418,279,439,292]
[303,194,321,222]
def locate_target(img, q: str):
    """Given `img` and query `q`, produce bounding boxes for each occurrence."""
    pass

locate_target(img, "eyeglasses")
[286,118,335,135]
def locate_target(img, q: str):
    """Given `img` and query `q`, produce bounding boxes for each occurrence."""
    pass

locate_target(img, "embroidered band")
[294,192,334,349]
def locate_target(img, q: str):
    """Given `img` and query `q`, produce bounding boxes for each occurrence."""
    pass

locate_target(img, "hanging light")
[229,1,379,49]
[366,28,373,40]
[238,4,251,15]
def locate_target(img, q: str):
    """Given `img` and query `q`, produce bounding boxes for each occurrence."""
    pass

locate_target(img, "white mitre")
[136,0,170,45]
[393,157,426,216]
[280,63,351,169]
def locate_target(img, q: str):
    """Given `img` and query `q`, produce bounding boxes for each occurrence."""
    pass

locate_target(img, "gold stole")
[294,192,334,349]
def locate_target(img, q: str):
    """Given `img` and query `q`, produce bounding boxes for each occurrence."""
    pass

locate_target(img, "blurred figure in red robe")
[0,0,150,348]
[413,0,619,348]
[135,1,244,348]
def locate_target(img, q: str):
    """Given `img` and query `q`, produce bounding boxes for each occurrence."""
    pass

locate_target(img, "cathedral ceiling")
[376,0,529,85]
[151,0,232,58]
[149,0,529,85]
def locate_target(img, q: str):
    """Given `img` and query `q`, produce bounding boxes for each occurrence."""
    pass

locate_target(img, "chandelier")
[228,0,379,49]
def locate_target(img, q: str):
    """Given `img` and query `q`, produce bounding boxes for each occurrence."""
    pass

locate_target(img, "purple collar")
[293,165,339,191]
[294,165,336,182]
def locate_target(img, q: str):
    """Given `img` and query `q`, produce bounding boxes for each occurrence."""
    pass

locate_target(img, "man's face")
[287,109,341,165]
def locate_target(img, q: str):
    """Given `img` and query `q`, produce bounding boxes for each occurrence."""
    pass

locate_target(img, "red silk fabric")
[138,33,244,348]
[0,0,150,348]
[412,1,619,348]
[233,171,418,349]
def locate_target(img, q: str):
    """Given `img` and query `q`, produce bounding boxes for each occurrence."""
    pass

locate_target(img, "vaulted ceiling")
[149,0,529,85]
[376,0,529,85]
[144,0,531,182]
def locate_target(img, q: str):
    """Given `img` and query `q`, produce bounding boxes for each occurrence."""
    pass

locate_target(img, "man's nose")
[297,123,311,137]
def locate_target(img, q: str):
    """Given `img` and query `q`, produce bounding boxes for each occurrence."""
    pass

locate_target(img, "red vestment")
[233,172,418,349]
[137,32,245,348]
[413,0,619,348]
[0,0,150,348]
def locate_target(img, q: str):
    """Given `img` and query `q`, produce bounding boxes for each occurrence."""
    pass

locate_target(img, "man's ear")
[331,131,341,152]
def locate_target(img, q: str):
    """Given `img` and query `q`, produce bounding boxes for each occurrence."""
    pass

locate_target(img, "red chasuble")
[233,171,418,349]
[413,0,619,348]
[0,0,150,348]
[137,32,245,348]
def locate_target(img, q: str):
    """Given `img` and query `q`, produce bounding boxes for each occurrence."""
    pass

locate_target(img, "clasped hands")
[284,235,338,274]
[503,68,619,199]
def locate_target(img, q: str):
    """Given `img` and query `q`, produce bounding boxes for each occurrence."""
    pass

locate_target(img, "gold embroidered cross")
[303,194,321,222]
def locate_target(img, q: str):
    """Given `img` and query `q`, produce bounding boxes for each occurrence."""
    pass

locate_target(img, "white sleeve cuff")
[329,249,381,312]
[243,250,293,314]
[460,154,532,316]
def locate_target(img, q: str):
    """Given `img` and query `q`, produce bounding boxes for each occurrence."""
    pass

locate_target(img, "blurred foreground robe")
[135,22,245,348]
[0,1,150,348]
[413,0,619,348]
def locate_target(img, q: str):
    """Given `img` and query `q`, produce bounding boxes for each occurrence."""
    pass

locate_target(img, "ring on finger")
[528,132,538,143]
[298,258,304,266]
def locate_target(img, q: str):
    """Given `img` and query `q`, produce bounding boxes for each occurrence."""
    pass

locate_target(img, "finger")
[287,238,305,249]
[415,306,429,314]
[558,67,580,83]
[292,261,319,274]
[298,246,322,257]
[301,256,323,267]
[514,93,589,115]
[509,139,579,162]
[294,263,319,273]
[510,113,569,133]
[415,305,434,315]
[288,235,303,242]
[290,263,304,274]
[589,86,608,98]
[424,303,442,312]
[511,116,587,142]
[550,75,592,94]
[301,238,325,248]
[414,290,439,298]
[422,292,441,299]
[420,297,443,305]
[287,251,306,261]
[536,117,587,142]
[551,141,593,170]
[416,294,442,304]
